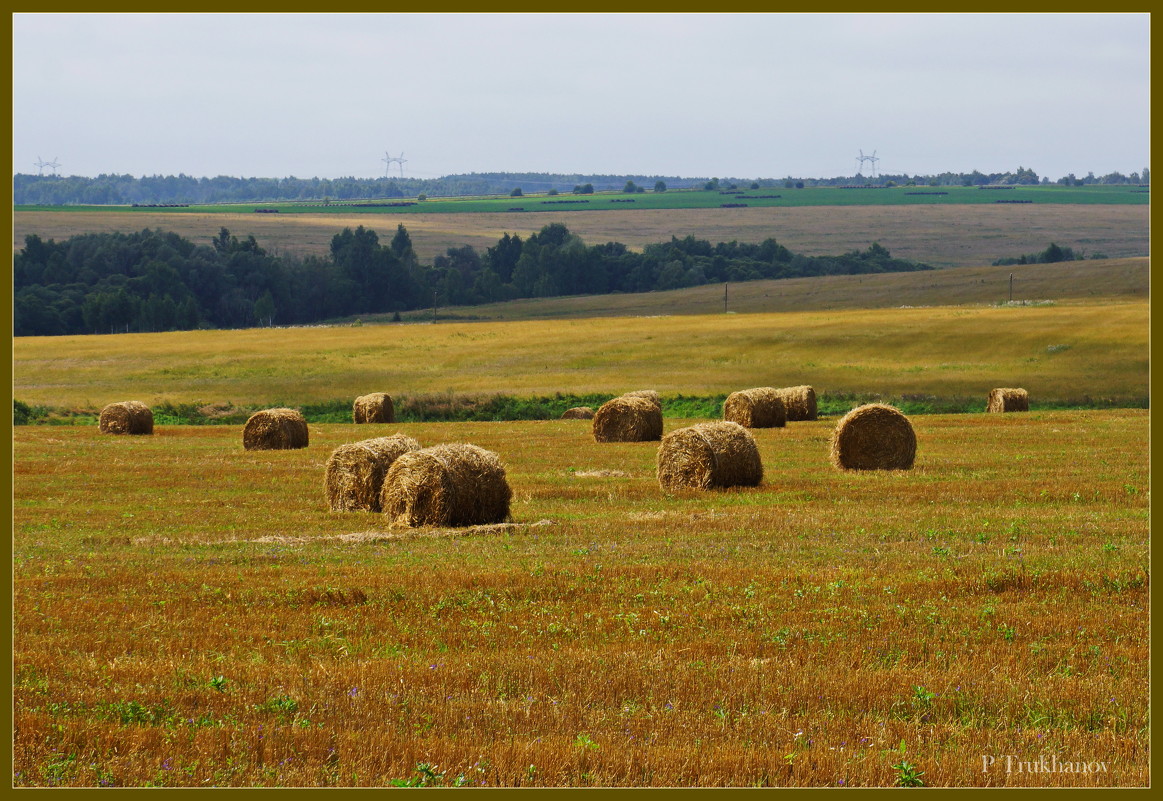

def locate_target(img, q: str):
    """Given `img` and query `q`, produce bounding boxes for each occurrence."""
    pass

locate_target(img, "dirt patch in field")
[197,401,248,419]
[242,518,556,545]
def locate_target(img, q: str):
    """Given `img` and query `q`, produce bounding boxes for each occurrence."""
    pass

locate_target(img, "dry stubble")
[11,411,1149,787]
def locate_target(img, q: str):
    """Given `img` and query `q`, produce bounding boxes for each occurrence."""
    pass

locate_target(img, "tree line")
[991,242,1090,266]
[12,222,933,336]
[12,172,705,206]
[14,166,1147,207]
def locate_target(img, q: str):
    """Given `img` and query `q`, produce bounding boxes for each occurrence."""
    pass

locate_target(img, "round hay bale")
[592,396,664,443]
[776,385,817,421]
[723,387,787,428]
[98,401,153,435]
[623,389,662,409]
[381,443,512,527]
[243,408,309,451]
[561,406,595,420]
[353,393,395,423]
[829,403,916,470]
[987,387,1029,413]
[657,421,763,492]
[325,434,422,512]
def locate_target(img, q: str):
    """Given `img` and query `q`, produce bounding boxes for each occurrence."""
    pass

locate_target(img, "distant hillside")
[12,172,707,206]
[13,167,1147,206]
[384,257,1149,323]
[12,222,933,337]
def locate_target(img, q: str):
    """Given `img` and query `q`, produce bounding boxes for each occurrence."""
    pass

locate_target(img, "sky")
[11,12,1151,182]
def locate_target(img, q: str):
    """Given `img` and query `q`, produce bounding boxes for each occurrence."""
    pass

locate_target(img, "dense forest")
[13,167,1148,206]
[13,224,933,337]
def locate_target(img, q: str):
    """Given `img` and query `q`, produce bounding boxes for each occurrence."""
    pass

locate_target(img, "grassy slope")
[396,257,1149,321]
[12,258,1149,412]
[13,304,1148,411]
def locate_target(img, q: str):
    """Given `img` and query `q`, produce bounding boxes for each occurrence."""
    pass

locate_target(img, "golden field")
[13,299,1148,410]
[11,409,1149,786]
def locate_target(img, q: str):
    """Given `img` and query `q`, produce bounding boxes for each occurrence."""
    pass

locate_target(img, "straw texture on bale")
[623,389,662,409]
[776,385,818,421]
[723,387,787,428]
[657,421,763,492]
[560,406,595,420]
[592,396,664,443]
[353,393,395,424]
[987,387,1029,413]
[242,408,309,450]
[829,403,916,470]
[98,401,153,435]
[325,434,422,512]
[381,443,512,527]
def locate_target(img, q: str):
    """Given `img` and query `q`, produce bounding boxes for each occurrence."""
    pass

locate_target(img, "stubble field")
[11,192,1150,787]
[11,407,1149,787]
[12,202,1150,268]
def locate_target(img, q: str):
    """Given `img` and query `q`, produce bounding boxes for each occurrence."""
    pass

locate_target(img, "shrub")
[14,399,34,425]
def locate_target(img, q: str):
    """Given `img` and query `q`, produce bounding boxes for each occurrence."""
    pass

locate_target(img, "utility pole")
[432,290,437,323]
[383,151,407,178]
[1009,273,1013,304]
[724,282,728,313]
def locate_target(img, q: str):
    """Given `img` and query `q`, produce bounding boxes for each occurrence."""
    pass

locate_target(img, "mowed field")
[12,202,1150,268]
[11,201,1149,786]
[12,409,1149,787]
[405,257,1148,322]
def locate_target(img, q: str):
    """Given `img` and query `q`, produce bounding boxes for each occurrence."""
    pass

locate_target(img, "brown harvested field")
[11,411,1150,787]
[13,203,1149,268]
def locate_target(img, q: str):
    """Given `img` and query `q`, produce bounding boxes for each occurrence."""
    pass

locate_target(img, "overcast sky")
[12,12,1150,181]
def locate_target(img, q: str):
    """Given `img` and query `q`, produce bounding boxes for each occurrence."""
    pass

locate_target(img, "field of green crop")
[14,184,1149,217]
